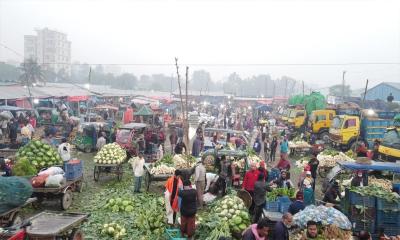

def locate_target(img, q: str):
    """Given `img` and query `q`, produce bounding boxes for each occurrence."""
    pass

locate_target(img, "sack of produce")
[293,205,352,230]
[31,174,49,188]
[0,176,33,213]
[45,174,66,188]
[38,166,64,176]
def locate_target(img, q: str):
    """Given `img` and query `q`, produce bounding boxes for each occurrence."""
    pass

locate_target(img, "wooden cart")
[0,198,37,227]
[25,211,88,240]
[93,163,123,182]
[143,163,171,191]
[32,176,83,210]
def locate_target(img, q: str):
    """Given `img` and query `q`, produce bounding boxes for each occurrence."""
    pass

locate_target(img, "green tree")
[329,84,351,97]
[19,59,46,86]
[0,63,20,82]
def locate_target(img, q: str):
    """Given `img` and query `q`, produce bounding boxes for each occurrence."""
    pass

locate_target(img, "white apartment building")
[24,28,71,75]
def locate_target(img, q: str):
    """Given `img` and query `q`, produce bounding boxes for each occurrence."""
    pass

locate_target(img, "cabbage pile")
[213,195,251,233]
[94,143,127,164]
[101,222,126,239]
[104,197,134,213]
[16,140,62,170]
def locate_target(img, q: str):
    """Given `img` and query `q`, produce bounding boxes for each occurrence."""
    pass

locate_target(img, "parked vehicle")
[116,123,148,156]
[379,127,400,162]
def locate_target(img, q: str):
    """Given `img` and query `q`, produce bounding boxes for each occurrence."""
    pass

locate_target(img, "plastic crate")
[165,228,187,240]
[279,201,291,214]
[349,191,376,208]
[350,206,376,220]
[376,210,400,225]
[352,219,375,234]
[64,160,83,181]
[265,201,280,212]
[376,198,400,210]
[376,224,400,237]
[277,196,291,203]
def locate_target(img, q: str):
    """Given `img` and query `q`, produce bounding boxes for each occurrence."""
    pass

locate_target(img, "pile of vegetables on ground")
[348,185,400,203]
[368,176,392,191]
[16,140,62,171]
[94,143,127,165]
[81,180,167,240]
[195,194,251,239]
[295,157,309,168]
[267,188,296,201]
[317,149,354,167]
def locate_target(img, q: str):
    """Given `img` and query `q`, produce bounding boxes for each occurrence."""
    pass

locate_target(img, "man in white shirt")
[58,138,71,162]
[132,153,145,193]
[194,159,206,208]
[205,172,219,192]
[96,132,107,151]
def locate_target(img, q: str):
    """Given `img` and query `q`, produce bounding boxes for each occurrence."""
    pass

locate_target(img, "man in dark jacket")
[308,153,319,190]
[288,192,305,215]
[273,213,293,240]
[178,179,197,238]
[323,182,341,205]
[252,173,271,223]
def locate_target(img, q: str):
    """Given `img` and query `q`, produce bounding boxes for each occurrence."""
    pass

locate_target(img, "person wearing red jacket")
[242,162,259,214]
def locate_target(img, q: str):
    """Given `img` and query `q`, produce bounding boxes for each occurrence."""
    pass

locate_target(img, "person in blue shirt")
[280,137,289,158]
[303,179,315,206]
[288,191,305,215]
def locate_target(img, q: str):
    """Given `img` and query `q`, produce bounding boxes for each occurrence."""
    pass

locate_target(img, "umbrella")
[134,105,154,116]
[0,111,13,120]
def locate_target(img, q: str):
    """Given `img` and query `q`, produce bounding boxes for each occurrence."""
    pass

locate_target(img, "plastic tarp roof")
[339,161,400,173]
[134,105,154,116]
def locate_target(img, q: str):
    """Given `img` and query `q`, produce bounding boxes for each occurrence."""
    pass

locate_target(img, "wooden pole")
[185,66,190,154]
[175,58,184,121]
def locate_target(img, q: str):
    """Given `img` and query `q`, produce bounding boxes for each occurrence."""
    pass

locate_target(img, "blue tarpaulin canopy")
[339,161,400,173]
[255,105,272,111]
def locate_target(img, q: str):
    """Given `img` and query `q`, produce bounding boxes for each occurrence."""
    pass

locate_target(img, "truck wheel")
[84,147,92,153]
[320,132,330,144]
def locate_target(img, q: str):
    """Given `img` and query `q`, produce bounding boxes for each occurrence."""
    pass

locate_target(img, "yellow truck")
[307,109,336,142]
[329,111,396,151]
[379,127,400,162]
[287,109,307,131]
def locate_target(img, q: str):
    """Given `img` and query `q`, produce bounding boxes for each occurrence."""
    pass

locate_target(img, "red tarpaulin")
[67,96,88,102]
[16,99,32,109]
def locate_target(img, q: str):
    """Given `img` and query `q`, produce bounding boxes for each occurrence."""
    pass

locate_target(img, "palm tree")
[19,58,46,86]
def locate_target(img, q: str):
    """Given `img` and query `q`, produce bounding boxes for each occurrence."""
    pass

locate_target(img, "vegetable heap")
[290,224,352,240]
[368,176,392,192]
[349,185,400,203]
[295,157,309,168]
[149,164,175,175]
[211,195,250,233]
[101,222,126,239]
[94,143,127,164]
[247,155,262,168]
[173,154,196,169]
[267,188,296,201]
[12,157,37,176]
[288,140,311,148]
[317,150,354,167]
[16,140,62,170]
[104,197,134,213]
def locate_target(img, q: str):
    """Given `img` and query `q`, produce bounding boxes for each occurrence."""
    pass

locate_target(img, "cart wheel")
[84,147,92,153]
[32,196,43,209]
[10,212,22,227]
[61,190,73,210]
[69,229,84,240]
[117,165,123,181]
[144,171,149,191]
[75,180,84,193]
[94,166,100,182]
[318,167,328,178]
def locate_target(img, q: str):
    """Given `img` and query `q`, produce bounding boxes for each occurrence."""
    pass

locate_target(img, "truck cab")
[288,109,306,130]
[308,109,335,142]
[379,127,400,162]
[329,115,360,151]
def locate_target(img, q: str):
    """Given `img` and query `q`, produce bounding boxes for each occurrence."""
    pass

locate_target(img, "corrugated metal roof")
[385,82,400,90]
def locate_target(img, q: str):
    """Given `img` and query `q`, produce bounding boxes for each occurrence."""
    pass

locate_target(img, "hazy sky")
[1,0,399,89]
